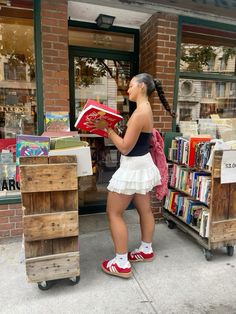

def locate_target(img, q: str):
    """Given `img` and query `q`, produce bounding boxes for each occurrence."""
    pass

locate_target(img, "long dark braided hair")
[135,73,176,118]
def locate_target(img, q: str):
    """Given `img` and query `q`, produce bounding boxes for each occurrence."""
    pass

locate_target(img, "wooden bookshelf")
[164,150,236,261]
[20,155,80,290]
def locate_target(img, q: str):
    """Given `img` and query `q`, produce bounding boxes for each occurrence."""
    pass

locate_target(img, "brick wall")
[140,13,178,218]
[41,0,69,112]
[0,203,23,238]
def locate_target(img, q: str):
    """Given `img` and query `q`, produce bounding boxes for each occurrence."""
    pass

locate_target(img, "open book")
[74,99,123,137]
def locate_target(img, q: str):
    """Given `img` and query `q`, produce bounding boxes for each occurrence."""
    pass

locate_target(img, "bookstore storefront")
[0,0,236,238]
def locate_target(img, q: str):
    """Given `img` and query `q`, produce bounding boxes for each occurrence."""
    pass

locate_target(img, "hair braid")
[154,79,175,118]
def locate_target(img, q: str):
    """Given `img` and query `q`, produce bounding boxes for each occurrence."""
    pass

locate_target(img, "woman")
[98,73,175,278]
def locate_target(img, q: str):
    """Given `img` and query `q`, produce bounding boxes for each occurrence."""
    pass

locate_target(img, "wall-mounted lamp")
[95,14,115,29]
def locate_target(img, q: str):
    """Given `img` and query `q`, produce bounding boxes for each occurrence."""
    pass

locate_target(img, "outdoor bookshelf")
[20,155,80,290]
[163,150,236,261]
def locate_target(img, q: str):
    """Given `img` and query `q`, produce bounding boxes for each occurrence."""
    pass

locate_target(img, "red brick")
[10,216,22,223]
[0,217,8,223]
[16,222,23,229]
[0,205,8,210]
[15,209,23,216]
[0,210,14,217]
[0,230,10,237]
[9,204,22,209]
[10,229,23,237]
[0,223,15,230]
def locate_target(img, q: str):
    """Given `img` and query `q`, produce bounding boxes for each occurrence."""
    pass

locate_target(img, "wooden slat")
[211,178,229,221]
[20,156,49,165]
[50,190,78,212]
[229,184,236,219]
[49,155,77,164]
[211,150,223,178]
[24,211,78,241]
[53,237,78,254]
[210,219,236,243]
[20,163,77,192]
[26,252,80,282]
[22,192,51,215]
[25,240,53,259]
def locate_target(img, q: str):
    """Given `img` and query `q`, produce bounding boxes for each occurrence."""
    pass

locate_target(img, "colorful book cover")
[45,111,70,132]
[187,135,211,167]
[74,99,123,137]
[0,138,16,155]
[16,135,50,181]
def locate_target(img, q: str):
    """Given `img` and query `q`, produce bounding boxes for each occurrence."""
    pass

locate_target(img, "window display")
[0,16,36,199]
[178,21,236,142]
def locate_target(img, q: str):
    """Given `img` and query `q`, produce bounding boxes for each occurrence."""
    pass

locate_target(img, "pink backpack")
[150,128,169,200]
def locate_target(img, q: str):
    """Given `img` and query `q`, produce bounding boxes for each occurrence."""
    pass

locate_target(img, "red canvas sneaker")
[128,250,154,262]
[101,259,132,278]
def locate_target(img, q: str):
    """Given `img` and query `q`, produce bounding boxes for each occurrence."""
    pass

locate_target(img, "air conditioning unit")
[180,80,194,97]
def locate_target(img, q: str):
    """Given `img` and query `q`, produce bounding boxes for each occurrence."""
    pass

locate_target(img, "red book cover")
[74,99,123,137]
[187,135,211,167]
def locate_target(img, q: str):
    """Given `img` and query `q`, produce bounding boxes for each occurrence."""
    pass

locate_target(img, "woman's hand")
[94,119,108,129]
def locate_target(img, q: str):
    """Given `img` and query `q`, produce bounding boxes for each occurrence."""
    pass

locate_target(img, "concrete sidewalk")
[1,210,236,314]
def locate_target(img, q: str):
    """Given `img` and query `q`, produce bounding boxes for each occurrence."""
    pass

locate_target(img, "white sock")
[138,241,153,254]
[116,253,129,268]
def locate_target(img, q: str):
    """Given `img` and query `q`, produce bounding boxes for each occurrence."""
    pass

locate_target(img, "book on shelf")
[16,134,50,181]
[74,99,123,138]
[199,209,209,238]
[164,131,182,158]
[188,135,211,167]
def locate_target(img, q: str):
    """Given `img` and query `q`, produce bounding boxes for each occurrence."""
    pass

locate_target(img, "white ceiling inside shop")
[68,1,152,29]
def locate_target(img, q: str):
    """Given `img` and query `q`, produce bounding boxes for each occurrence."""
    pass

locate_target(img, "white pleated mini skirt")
[107,152,161,195]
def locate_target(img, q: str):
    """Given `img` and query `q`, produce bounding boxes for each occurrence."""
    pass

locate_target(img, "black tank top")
[126,132,151,156]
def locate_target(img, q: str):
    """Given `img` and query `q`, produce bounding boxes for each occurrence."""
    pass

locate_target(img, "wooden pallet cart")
[163,150,236,261]
[20,155,80,290]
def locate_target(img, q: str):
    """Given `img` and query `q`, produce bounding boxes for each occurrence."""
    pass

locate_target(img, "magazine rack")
[20,155,80,290]
[163,150,236,261]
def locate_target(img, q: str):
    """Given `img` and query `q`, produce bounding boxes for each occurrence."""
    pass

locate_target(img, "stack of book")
[164,188,209,237]
[169,165,211,205]
[168,135,212,170]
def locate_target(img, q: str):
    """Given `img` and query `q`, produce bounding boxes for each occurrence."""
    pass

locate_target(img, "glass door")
[69,51,136,212]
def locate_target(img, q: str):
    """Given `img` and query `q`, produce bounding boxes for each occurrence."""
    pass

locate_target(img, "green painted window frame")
[173,16,236,131]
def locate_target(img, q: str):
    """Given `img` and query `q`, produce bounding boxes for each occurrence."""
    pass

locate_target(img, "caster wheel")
[37,280,54,291]
[68,276,80,285]
[203,249,212,261]
[227,245,234,256]
[167,220,176,229]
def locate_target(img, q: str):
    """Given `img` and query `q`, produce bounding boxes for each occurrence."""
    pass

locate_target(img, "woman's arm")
[107,112,144,155]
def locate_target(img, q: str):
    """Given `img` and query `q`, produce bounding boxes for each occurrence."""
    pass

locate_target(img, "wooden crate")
[20,155,80,285]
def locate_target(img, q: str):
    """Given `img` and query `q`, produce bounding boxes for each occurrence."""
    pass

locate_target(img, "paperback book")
[74,99,123,137]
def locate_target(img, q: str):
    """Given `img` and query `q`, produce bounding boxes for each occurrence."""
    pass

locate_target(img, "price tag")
[221,150,236,184]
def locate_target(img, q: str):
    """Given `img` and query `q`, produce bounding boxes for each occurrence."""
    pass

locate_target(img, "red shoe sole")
[129,256,154,263]
[101,264,132,278]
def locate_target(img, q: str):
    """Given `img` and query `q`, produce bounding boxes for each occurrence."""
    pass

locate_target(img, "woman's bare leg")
[106,191,134,254]
[132,192,155,243]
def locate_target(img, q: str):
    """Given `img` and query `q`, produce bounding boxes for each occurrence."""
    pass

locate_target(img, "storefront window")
[177,21,236,141]
[0,16,36,199]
